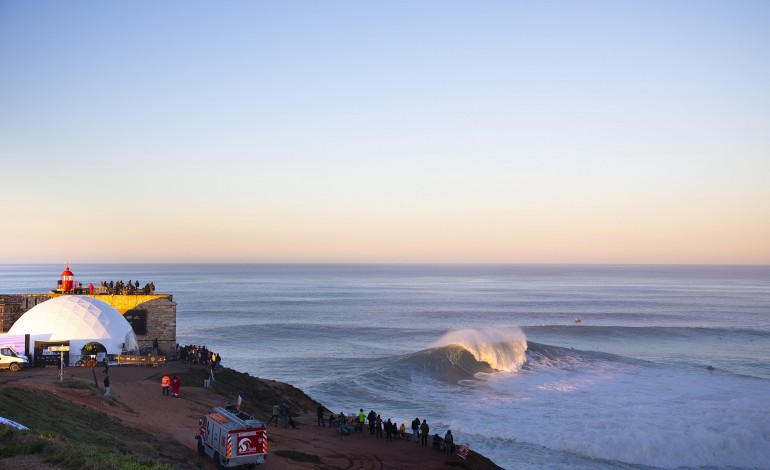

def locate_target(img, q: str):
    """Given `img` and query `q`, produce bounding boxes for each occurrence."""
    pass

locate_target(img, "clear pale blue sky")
[1,1,768,263]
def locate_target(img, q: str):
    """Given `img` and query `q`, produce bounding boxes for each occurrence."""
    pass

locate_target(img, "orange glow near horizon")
[3,192,768,264]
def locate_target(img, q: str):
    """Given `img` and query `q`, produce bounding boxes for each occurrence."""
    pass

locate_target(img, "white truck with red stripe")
[197,406,267,467]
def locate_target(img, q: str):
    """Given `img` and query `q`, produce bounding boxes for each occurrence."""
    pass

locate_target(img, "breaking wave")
[394,328,611,384]
[398,344,497,383]
[433,327,528,372]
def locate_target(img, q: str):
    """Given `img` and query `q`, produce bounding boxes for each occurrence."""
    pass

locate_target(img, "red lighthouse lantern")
[59,264,75,293]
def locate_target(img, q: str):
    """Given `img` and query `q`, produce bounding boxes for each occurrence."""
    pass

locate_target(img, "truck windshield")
[1,347,19,358]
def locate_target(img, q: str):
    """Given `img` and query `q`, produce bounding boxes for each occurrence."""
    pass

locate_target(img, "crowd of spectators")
[310,405,461,456]
[179,344,221,369]
[98,280,156,295]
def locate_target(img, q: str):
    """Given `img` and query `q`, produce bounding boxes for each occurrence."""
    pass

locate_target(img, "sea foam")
[433,327,528,372]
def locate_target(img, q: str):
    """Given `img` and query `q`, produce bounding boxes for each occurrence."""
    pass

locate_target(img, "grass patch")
[0,426,171,469]
[55,379,130,410]
[273,449,323,464]
[176,366,317,421]
[0,387,201,470]
[58,379,95,391]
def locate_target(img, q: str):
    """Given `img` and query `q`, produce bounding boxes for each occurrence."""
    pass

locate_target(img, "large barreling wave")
[434,327,528,373]
[395,328,528,383]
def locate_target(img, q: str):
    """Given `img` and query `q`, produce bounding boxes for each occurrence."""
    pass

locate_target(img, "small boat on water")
[574,317,582,324]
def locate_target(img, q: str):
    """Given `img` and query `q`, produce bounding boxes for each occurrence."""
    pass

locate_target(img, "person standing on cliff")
[420,419,430,446]
[411,417,420,443]
[280,402,289,428]
[444,429,454,453]
[316,403,325,427]
[367,409,376,435]
[161,374,170,396]
[385,418,394,442]
[170,375,181,397]
[267,403,280,427]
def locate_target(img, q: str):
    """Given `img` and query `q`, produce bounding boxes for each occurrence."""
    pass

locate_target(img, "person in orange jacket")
[161,374,170,396]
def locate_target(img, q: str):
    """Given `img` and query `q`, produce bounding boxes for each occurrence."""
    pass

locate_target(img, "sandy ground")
[2,363,491,470]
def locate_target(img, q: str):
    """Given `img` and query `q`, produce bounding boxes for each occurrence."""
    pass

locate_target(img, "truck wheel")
[197,437,205,456]
[214,452,225,469]
[9,363,20,372]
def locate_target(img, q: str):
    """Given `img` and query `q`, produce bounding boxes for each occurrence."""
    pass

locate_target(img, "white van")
[0,345,29,372]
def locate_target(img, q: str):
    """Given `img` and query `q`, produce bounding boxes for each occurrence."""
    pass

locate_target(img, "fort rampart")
[0,293,177,355]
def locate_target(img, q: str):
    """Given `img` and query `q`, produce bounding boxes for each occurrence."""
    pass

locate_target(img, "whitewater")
[2,264,769,469]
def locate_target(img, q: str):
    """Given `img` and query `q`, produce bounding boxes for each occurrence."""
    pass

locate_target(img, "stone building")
[0,293,177,355]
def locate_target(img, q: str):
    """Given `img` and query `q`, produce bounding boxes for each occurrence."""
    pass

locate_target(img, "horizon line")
[1,262,769,267]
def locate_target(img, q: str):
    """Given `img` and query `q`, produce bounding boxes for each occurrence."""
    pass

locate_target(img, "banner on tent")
[34,340,70,367]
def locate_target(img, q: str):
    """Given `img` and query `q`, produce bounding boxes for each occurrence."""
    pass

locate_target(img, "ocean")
[2,264,769,469]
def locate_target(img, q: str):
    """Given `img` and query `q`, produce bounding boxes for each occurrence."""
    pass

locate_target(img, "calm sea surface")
[2,264,769,469]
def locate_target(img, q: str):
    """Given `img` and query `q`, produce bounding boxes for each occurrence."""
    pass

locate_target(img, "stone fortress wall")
[0,293,177,355]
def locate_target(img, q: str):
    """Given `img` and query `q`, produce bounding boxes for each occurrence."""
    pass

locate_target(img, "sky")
[1,1,768,264]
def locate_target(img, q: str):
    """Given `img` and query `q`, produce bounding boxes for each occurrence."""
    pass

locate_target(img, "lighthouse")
[58,264,75,293]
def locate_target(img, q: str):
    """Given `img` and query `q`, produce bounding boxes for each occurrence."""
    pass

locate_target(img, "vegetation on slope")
[1,366,502,470]
[177,366,318,421]
[0,386,200,470]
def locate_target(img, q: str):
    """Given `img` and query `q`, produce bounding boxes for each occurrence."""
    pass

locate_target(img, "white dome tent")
[9,295,139,364]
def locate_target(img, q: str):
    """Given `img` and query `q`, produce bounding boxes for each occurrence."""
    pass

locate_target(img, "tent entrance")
[76,342,107,367]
